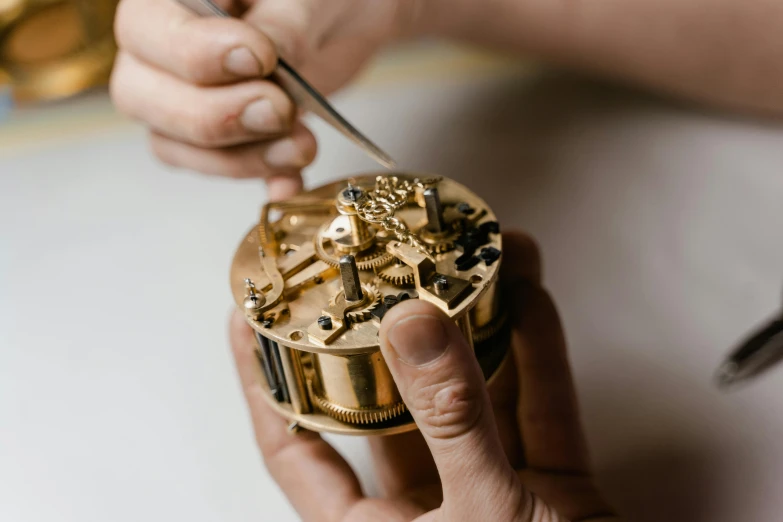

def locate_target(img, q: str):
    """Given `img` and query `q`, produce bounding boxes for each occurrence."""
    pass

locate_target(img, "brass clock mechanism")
[230,174,509,435]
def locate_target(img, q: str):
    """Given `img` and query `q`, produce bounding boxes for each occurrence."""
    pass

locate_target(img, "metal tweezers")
[176,0,396,169]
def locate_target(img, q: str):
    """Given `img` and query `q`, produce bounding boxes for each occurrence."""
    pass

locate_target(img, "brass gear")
[473,311,509,344]
[376,262,415,286]
[315,234,394,271]
[331,283,382,323]
[417,226,461,255]
[313,394,408,425]
[356,250,395,270]
[429,238,457,254]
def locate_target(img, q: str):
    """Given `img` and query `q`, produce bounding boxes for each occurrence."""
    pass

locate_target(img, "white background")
[3,62,783,521]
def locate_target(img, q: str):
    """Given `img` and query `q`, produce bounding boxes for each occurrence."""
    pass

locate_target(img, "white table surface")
[3,48,783,522]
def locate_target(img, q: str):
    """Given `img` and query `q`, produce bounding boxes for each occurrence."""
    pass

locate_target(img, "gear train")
[230,173,509,435]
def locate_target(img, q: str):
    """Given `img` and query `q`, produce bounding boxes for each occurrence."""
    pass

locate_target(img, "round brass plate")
[230,174,503,354]
[231,173,508,435]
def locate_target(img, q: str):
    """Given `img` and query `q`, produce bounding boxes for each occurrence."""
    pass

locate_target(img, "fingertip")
[267,174,304,201]
[380,300,457,358]
[379,299,445,338]
[263,122,318,169]
[254,33,279,78]
[293,123,318,164]
[500,231,542,284]
[184,18,278,83]
[513,283,563,335]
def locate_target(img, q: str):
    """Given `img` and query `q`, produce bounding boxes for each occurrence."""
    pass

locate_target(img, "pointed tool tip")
[360,140,397,170]
[374,153,398,170]
[715,361,740,391]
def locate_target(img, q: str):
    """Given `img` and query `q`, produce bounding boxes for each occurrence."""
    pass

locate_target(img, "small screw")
[262,318,274,328]
[383,295,399,309]
[479,246,502,266]
[457,202,475,215]
[434,275,449,293]
[243,278,265,314]
[342,184,363,202]
[317,315,333,330]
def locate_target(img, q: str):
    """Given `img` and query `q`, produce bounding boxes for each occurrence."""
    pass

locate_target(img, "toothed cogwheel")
[332,283,381,323]
[376,262,415,286]
[315,236,394,270]
[355,250,395,270]
[417,227,461,255]
[313,395,408,425]
[427,238,457,254]
[473,311,509,344]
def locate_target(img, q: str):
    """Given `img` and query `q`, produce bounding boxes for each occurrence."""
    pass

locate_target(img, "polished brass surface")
[457,315,475,351]
[472,279,501,330]
[311,351,406,424]
[279,346,311,415]
[314,216,393,270]
[423,187,446,234]
[230,173,507,435]
[0,0,119,102]
[376,260,415,286]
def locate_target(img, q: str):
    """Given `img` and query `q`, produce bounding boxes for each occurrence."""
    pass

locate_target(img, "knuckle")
[299,130,318,163]
[177,44,212,84]
[410,378,483,439]
[281,32,309,68]
[255,40,278,76]
[257,3,312,67]
[224,157,261,179]
[187,105,228,147]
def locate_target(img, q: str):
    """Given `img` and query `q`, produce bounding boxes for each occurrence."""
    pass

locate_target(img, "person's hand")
[110,0,413,196]
[228,231,619,521]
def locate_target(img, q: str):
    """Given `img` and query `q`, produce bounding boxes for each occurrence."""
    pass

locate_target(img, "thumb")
[379,300,528,521]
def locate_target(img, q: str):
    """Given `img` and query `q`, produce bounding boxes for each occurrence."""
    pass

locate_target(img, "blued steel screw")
[457,202,475,215]
[318,315,333,330]
[434,275,449,293]
[342,184,363,202]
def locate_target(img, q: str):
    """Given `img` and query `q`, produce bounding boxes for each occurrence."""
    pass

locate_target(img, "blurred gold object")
[0,0,118,103]
[230,173,509,435]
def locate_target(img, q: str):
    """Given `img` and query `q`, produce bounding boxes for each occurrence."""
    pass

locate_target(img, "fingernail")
[386,314,449,367]
[241,99,284,133]
[264,138,308,168]
[223,47,262,77]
